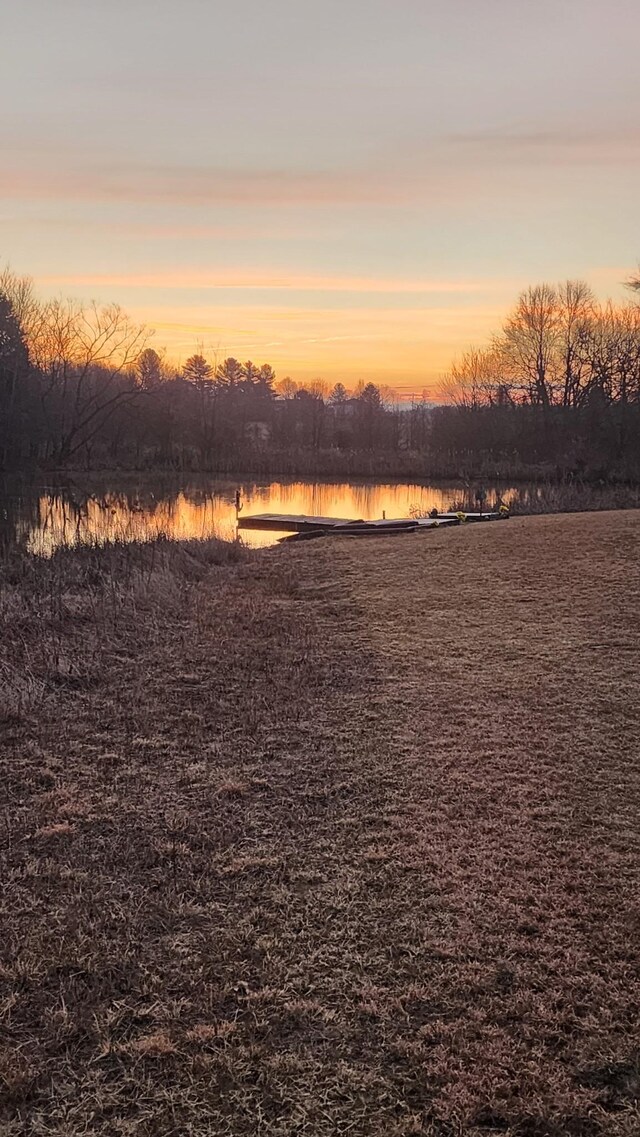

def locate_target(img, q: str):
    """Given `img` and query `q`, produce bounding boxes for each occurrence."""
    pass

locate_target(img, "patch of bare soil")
[1,513,639,1135]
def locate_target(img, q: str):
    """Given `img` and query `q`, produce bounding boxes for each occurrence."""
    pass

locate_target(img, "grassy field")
[1,513,639,1136]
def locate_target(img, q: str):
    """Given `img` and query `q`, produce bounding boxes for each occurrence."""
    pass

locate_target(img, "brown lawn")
[1,512,639,1136]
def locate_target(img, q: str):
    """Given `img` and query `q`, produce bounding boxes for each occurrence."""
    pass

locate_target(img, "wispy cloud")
[39,269,509,295]
[1,164,410,208]
[0,216,310,241]
[445,125,640,163]
[3,124,638,216]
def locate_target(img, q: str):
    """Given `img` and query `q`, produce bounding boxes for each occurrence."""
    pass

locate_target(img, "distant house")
[333,398,360,417]
[244,420,271,443]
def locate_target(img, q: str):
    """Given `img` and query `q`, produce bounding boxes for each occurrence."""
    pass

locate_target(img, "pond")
[0,475,516,555]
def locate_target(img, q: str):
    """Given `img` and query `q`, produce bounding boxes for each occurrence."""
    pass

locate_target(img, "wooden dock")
[238,510,507,538]
[238,514,354,533]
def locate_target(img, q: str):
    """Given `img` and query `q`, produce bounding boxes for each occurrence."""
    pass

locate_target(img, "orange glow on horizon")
[126,303,505,395]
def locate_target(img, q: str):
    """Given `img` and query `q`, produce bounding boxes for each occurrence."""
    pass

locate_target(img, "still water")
[1,477,515,555]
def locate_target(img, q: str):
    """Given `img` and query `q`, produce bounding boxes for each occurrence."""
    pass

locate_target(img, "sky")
[1,0,639,398]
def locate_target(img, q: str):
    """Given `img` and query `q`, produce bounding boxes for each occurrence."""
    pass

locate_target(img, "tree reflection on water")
[0,476,516,555]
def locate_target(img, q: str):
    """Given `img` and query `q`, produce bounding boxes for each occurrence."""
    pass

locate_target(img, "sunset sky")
[1,0,639,398]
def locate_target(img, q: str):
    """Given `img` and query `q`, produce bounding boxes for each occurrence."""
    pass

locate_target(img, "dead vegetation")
[1,514,639,1135]
[0,536,248,723]
[444,482,640,517]
[502,482,640,515]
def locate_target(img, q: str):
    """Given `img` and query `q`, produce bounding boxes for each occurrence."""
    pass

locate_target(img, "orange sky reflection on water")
[27,481,514,555]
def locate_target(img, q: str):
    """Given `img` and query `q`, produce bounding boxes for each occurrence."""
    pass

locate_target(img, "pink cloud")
[1,164,412,208]
[3,127,638,216]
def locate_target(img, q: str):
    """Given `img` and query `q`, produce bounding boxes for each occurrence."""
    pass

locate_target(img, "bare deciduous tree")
[439,347,509,408]
[557,280,596,407]
[29,298,149,461]
[625,266,640,297]
[502,284,560,407]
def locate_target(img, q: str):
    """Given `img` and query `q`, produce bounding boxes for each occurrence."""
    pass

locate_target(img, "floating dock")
[238,510,507,538]
[238,514,355,532]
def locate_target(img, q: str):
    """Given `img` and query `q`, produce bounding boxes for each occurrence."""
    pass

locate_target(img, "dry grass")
[1,514,639,1135]
[505,483,640,515]
[445,483,640,516]
[0,536,248,723]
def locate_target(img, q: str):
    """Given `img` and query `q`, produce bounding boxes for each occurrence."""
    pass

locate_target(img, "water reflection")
[0,478,514,555]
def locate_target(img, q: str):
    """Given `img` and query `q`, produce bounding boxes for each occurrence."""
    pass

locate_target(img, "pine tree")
[183,354,213,386]
[329,382,348,405]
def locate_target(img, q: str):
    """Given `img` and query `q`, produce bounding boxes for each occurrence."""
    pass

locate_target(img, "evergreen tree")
[0,290,30,467]
[137,348,164,389]
[256,364,276,398]
[215,357,244,389]
[183,354,213,386]
[329,382,348,405]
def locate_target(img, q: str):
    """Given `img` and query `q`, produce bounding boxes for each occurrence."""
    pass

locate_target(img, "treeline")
[0,267,429,474]
[434,278,640,480]
[1,267,640,479]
